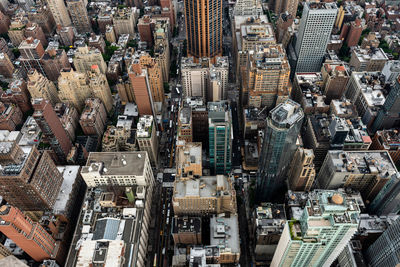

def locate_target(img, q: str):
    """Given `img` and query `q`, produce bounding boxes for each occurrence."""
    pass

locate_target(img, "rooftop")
[81,152,148,176]
[270,99,303,128]
[353,47,389,62]
[53,166,80,215]
[255,203,286,235]
[375,129,400,150]
[174,175,232,198]
[176,142,202,176]
[210,214,240,254]
[330,99,358,118]
[136,115,153,138]
[172,217,201,234]
[80,98,103,121]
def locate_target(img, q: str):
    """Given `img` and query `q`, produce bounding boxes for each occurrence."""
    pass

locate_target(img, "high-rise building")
[0,205,58,261]
[366,217,400,266]
[184,0,222,61]
[154,19,170,82]
[288,148,315,191]
[136,115,158,167]
[321,63,350,102]
[73,45,107,74]
[177,107,193,142]
[1,79,31,113]
[369,172,400,216]
[0,53,14,78]
[66,0,91,33]
[172,217,202,244]
[208,101,232,175]
[0,10,10,34]
[113,7,138,37]
[128,61,154,116]
[102,116,136,152]
[317,150,397,202]
[57,26,75,47]
[0,102,23,131]
[27,4,56,36]
[58,68,91,112]
[0,141,63,210]
[244,44,290,109]
[8,16,27,46]
[349,47,388,72]
[41,48,71,81]
[46,0,72,26]
[79,98,107,138]
[269,0,299,18]
[32,98,72,163]
[181,57,210,101]
[292,2,337,73]
[18,37,46,76]
[257,99,304,201]
[371,129,400,166]
[27,69,60,106]
[271,189,362,267]
[340,18,362,47]
[87,65,113,113]
[54,102,79,142]
[382,60,400,84]
[137,15,155,46]
[208,57,229,101]
[24,22,47,47]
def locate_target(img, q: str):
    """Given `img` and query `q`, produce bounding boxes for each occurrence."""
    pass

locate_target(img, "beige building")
[154,19,170,82]
[176,142,202,178]
[66,0,91,33]
[105,25,117,44]
[27,69,60,106]
[244,44,290,109]
[87,65,113,113]
[288,148,316,191]
[79,98,107,138]
[74,45,107,74]
[46,0,72,26]
[116,79,134,104]
[172,175,237,215]
[349,47,389,72]
[102,116,136,152]
[136,115,158,167]
[8,15,27,46]
[58,68,91,112]
[113,7,138,37]
[181,57,210,101]
[177,107,193,142]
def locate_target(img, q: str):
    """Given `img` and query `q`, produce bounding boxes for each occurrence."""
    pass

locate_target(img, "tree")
[339,43,351,62]
[163,82,170,93]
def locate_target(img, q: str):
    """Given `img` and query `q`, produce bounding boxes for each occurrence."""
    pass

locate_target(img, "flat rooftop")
[210,215,240,254]
[81,152,148,176]
[172,217,201,234]
[53,166,80,215]
[270,99,303,127]
[174,175,232,198]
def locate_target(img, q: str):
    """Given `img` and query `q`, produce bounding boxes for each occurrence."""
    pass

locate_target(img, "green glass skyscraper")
[208,101,232,175]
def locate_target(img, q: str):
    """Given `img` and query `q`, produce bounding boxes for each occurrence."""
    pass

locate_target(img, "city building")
[8,15,27,46]
[54,103,78,143]
[41,48,71,81]
[184,0,222,61]
[0,10,10,34]
[185,97,209,145]
[137,15,155,46]
[102,116,136,152]
[366,217,400,267]
[46,0,72,26]
[80,151,154,187]
[244,45,290,109]
[79,98,107,138]
[177,107,193,142]
[317,150,397,202]
[172,175,237,215]
[369,172,400,216]
[57,26,75,47]
[349,47,389,72]
[340,18,363,47]
[257,99,304,201]
[0,205,58,262]
[172,217,202,244]
[113,7,138,37]
[24,22,47,47]
[208,57,229,102]
[66,0,91,33]
[271,189,362,267]
[116,79,134,104]
[1,79,31,113]
[181,57,210,101]
[321,63,350,102]
[88,34,105,53]
[27,4,56,36]
[291,2,337,73]
[128,61,154,116]
[208,101,232,175]
[0,53,14,79]
[330,99,358,119]
[269,0,298,18]
[105,25,117,44]
[73,46,107,74]
[288,148,315,191]
[27,69,60,106]
[18,37,45,76]
[0,141,63,210]
[154,19,170,82]
[176,142,202,178]
[253,203,286,265]
[0,103,23,131]
[136,115,158,167]
[87,65,113,113]
[32,98,72,163]
[371,129,400,165]
[382,60,400,84]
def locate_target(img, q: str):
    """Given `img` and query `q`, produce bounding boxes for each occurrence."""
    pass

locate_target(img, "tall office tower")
[87,65,113,113]
[292,3,337,73]
[288,148,315,191]
[46,0,71,26]
[32,98,73,163]
[128,61,154,116]
[79,98,107,138]
[67,0,91,33]
[369,172,400,216]
[366,217,400,266]
[0,53,14,78]
[208,101,232,175]
[317,150,397,203]
[1,79,31,113]
[136,115,158,167]
[73,45,107,74]
[27,69,60,106]
[0,205,57,261]
[136,51,165,103]
[321,63,350,102]
[113,7,138,37]
[184,0,222,62]
[18,37,46,76]
[25,23,47,47]
[269,0,298,18]
[58,68,91,112]
[154,19,170,82]
[181,57,210,101]
[271,189,361,267]
[245,45,290,109]
[371,75,400,133]
[257,99,303,201]
[0,142,63,210]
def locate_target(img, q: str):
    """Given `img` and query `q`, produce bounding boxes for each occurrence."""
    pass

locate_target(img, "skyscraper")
[208,101,232,175]
[184,0,222,62]
[66,0,92,33]
[128,62,154,116]
[0,205,58,262]
[27,69,60,106]
[32,99,72,163]
[257,99,304,201]
[269,0,299,18]
[292,2,337,73]
[46,0,72,26]
[366,217,400,266]
[271,189,361,267]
